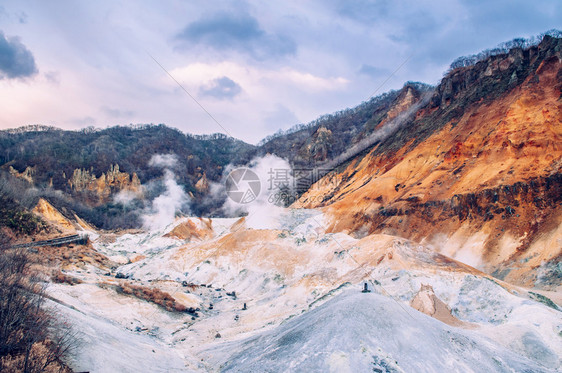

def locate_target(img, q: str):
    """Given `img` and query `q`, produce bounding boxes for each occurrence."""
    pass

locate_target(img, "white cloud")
[169,62,349,95]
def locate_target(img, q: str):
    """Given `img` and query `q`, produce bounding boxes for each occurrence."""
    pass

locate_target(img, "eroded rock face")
[360,174,560,234]
[164,218,213,241]
[33,198,76,233]
[305,126,333,162]
[67,164,142,204]
[195,172,209,193]
[296,37,562,288]
[410,284,464,326]
[9,165,36,183]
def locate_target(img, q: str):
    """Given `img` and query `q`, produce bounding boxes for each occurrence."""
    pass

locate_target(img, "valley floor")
[46,209,561,372]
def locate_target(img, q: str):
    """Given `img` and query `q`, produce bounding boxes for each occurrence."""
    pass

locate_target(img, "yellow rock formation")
[164,218,214,241]
[68,164,142,203]
[9,165,36,183]
[195,173,209,193]
[33,198,76,233]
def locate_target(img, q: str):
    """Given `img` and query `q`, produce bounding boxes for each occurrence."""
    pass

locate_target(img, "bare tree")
[0,233,77,372]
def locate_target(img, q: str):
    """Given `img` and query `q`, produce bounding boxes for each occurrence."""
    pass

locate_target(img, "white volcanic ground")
[46,209,561,372]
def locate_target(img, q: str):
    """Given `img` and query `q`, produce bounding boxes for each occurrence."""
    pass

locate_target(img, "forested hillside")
[0,82,433,225]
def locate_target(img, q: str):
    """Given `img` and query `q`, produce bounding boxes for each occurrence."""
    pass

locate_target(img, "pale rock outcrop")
[9,165,36,183]
[68,164,142,203]
[410,284,465,327]
[33,198,76,233]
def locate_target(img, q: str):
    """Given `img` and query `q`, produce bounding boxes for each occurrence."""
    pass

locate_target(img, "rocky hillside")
[255,82,433,166]
[296,35,562,288]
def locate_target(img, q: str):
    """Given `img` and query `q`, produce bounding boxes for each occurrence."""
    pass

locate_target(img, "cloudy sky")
[0,1,560,143]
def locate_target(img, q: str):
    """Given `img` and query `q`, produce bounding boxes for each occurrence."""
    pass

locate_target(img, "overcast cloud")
[176,11,296,60]
[0,31,37,79]
[0,0,560,143]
